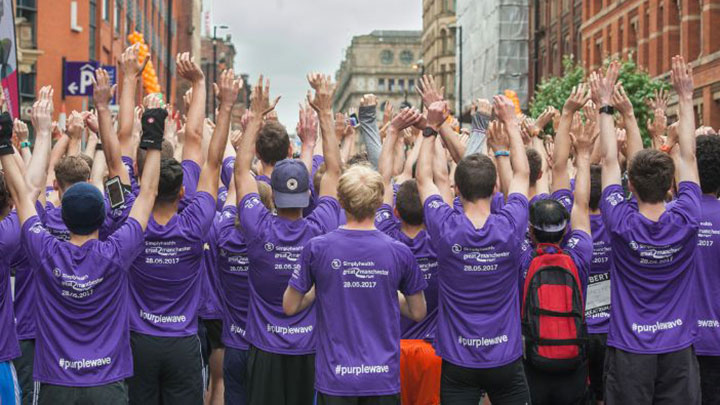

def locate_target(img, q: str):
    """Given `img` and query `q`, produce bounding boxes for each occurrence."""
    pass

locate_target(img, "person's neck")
[590,208,601,215]
[152,201,179,225]
[462,197,491,229]
[277,208,302,221]
[400,222,425,238]
[261,163,274,178]
[344,215,376,230]
[637,200,666,222]
[69,231,99,247]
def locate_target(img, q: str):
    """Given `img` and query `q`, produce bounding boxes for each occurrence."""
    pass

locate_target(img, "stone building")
[422,0,457,113]
[333,30,423,117]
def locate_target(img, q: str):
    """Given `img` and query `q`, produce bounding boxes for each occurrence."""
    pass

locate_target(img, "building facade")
[422,0,456,113]
[456,0,529,111]
[333,30,423,117]
[581,0,720,129]
[15,0,178,121]
[528,0,583,100]
[174,0,203,110]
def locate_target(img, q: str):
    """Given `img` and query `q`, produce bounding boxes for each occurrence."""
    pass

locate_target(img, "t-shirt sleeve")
[182,160,202,199]
[221,157,235,189]
[106,218,145,270]
[0,212,21,257]
[238,193,270,242]
[306,197,342,233]
[423,195,456,241]
[498,193,530,236]
[599,184,634,233]
[311,155,325,176]
[375,204,400,234]
[20,216,52,263]
[101,188,137,237]
[179,191,217,237]
[289,241,314,293]
[552,188,574,214]
[490,192,505,213]
[667,182,702,226]
[398,245,427,296]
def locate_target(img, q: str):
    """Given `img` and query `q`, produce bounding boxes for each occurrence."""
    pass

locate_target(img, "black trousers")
[587,333,607,402]
[246,346,314,405]
[440,358,530,405]
[316,392,400,405]
[128,332,204,405]
[37,381,128,405]
[16,339,34,405]
[603,346,700,405]
[698,355,720,405]
[524,360,588,405]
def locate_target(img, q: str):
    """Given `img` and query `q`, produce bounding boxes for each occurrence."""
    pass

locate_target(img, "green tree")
[529,55,670,144]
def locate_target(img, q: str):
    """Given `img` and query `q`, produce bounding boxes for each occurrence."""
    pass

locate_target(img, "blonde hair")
[337,164,384,221]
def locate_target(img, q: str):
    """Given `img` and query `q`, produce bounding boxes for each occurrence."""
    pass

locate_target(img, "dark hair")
[256,121,290,165]
[0,172,10,215]
[55,156,91,190]
[529,199,569,243]
[454,154,496,202]
[347,152,369,167]
[157,158,184,203]
[137,140,175,176]
[526,148,542,186]
[589,164,602,211]
[628,149,674,203]
[396,180,423,225]
[696,135,720,195]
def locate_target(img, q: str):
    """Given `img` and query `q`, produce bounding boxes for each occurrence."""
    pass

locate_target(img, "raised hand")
[92,68,117,107]
[82,110,99,134]
[382,102,394,128]
[611,83,633,116]
[582,101,598,128]
[250,75,281,118]
[417,75,444,107]
[426,101,450,129]
[535,106,557,130]
[475,98,492,116]
[213,69,242,107]
[616,128,628,158]
[589,60,620,106]
[296,102,318,145]
[492,95,518,124]
[563,84,590,114]
[66,111,85,140]
[544,136,555,169]
[13,119,29,142]
[119,44,149,79]
[306,73,335,113]
[487,120,509,152]
[176,52,205,83]
[389,108,422,132]
[647,88,669,112]
[647,108,667,143]
[572,113,598,156]
[671,55,693,100]
[360,94,378,107]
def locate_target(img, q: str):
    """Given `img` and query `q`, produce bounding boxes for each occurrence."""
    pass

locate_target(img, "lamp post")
[412,59,425,110]
[212,25,229,117]
[448,23,463,120]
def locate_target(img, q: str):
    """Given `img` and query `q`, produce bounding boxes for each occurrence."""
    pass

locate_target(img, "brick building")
[19,0,178,120]
[528,0,583,100]
[581,0,720,128]
[421,0,456,113]
[174,0,202,110]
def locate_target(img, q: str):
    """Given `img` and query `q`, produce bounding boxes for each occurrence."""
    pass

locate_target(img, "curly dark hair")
[697,135,720,195]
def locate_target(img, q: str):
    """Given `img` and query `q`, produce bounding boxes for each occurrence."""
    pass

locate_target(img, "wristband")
[659,144,672,153]
[599,105,615,115]
[95,142,104,151]
[494,151,510,157]
[139,108,168,150]
[20,141,31,149]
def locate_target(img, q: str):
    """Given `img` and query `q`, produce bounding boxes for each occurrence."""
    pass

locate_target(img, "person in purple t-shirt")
[0,105,162,404]
[125,65,236,405]
[234,74,342,405]
[284,164,427,405]
[690,135,720,403]
[595,58,701,403]
[417,96,532,404]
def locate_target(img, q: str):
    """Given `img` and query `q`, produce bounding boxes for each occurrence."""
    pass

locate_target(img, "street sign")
[63,61,99,97]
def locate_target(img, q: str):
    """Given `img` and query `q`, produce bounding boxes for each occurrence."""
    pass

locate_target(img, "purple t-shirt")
[0,213,21,362]
[586,214,612,334]
[691,194,720,356]
[289,228,426,396]
[601,182,701,354]
[22,216,144,386]
[375,204,438,340]
[123,156,201,211]
[129,192,216,336]
[453,192,505,214]
[213,206,251,350]
[424,193,529,368]
[198,212,223,320]
[238,193,341,355]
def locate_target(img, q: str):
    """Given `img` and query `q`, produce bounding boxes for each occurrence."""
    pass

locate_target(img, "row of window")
[377,78,416,93]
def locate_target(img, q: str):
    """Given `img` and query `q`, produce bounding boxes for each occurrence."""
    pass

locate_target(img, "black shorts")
[587,333,607,401]
[604,345,700,405]
[127,332,205,405]
[524,360,587,405]
[440,358,530,405]
[316,392,400,405]
[16,339,35,405]
[697,355,720,405]
[37,381,127,405]
[246,346,314,405]
[202,318,225,352]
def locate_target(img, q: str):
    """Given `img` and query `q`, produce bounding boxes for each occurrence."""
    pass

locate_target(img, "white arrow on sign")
[68,82,79,95]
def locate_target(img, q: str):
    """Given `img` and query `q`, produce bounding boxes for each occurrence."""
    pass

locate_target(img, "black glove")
[0,112,14,156]
[139,108,168,150]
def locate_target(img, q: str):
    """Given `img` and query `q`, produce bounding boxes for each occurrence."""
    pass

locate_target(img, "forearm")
[0,155,34,222]
[599,114,621,187]
[300,142,315,173]
[438,123,465,163]
[183,80,207,164]
[358,105,381,168]
[465,112,489,156]
[378,128,398,184]
[392,138,405,177]
[319,111,341,182]
[397,137,422,183]
[433,137,453,204]
[66,135,82,156]
[20,147,31,165]
[552,110,573,190]
[571,153,591,233]
[46,136,70,186]
[118,77,138,149]
[97,105,130,184]
[131,149,161,230]
[235,119,261,199]
[677,95,698,183]
[84,136,98,156]
[623,113,643,160]
[26,129,52,194]
[90,149,107,191]
[495,156,512,197]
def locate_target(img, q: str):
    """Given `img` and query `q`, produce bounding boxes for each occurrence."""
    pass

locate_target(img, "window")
[398,79,405,91]
[378,78,386,91]
[89,0,97,59]
[409,79,415,92]
[102,0,109,21]
[441,29,448,55]
[399,50,413,65]
[19,71,36,99]
[380,50,394,65]
[389,79,395,92]
[115,1,121,34]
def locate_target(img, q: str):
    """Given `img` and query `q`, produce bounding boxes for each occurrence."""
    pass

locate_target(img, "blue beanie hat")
[61,182,106,235]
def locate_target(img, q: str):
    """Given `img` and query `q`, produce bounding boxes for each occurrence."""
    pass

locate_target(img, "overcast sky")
[211,0,422,130]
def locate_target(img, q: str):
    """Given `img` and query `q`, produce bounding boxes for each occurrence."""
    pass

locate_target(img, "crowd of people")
[0,43,718,405]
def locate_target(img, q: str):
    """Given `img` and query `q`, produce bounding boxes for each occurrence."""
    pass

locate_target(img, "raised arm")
[358,94,381,168]
[590,61,622,189]
[14,119,31,165]
[117,45,148,156]
[234,76,280,202]
[176,52,206,165]
[611,83,643,160]
[494,95,529,197]
[670,56,699,185]
[570,112,596,235]
[65,111,84,156]
[93,68,131,185]
[416,101,447,203]
[128,110,166,230]
[25,87,54,200]
[380,108,422,205]
[433,135,453,204]
[487,120,512,199]
[296,103,318,173]
[465,98,492,157]
[554,84,590,192]
[307,73,340,199]
[197,70,241,199]
[0,154,35,224]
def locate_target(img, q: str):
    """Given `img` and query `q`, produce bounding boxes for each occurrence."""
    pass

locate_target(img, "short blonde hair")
[337,164,384,221]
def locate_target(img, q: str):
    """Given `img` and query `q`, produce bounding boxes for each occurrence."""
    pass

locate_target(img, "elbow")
[282,290,298,316]
[410,307,427,322]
